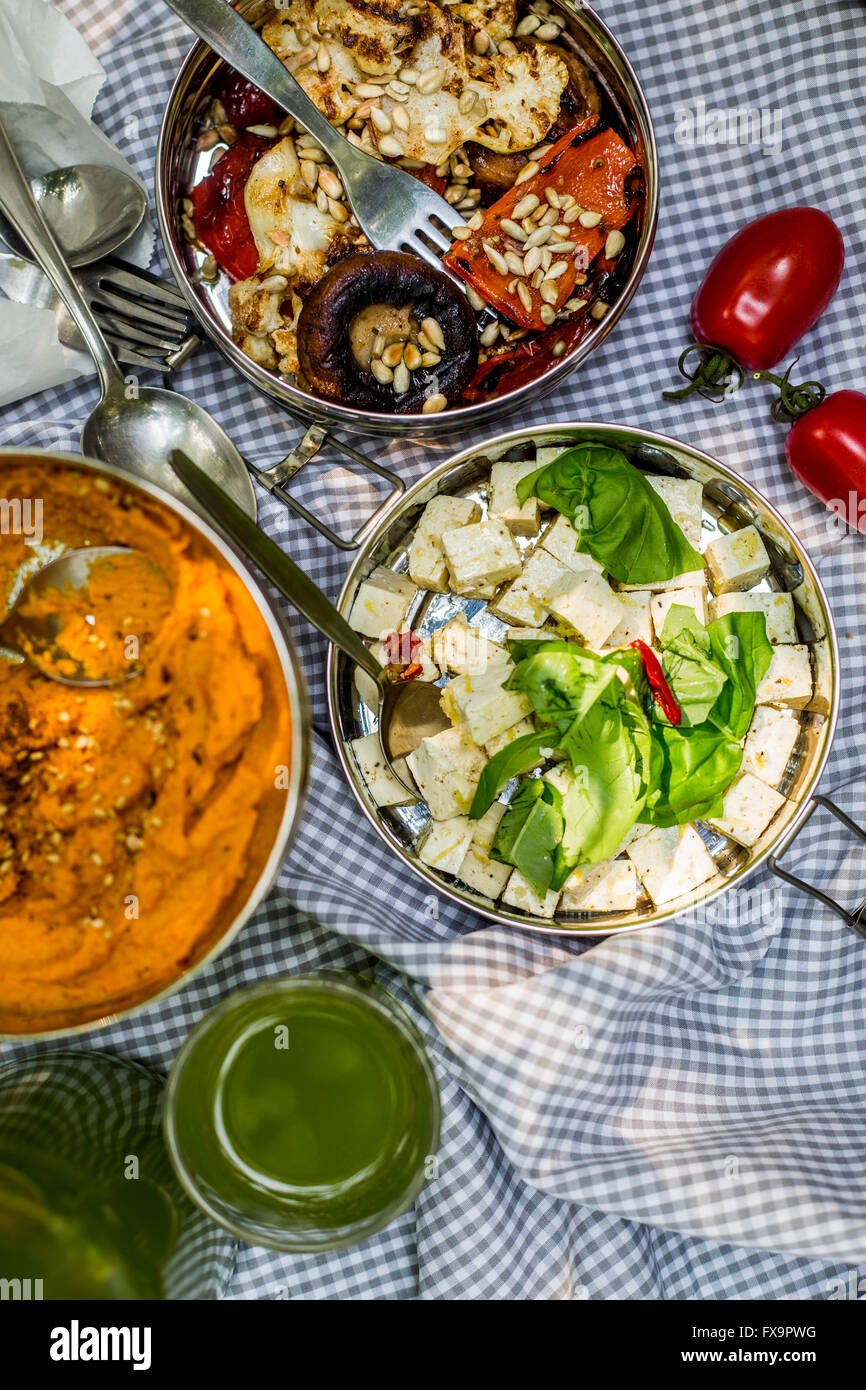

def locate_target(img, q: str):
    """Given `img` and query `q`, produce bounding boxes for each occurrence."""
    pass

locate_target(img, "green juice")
[165,973,440,1251]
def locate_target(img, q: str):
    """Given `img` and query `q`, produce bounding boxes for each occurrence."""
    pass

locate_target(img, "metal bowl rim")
[154,0,659,438]
[325,421,841,937]
[0,446,310,1039]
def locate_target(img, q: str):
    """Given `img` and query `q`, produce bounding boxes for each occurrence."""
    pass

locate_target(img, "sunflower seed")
[200,254,218,282]
[515,159,539,185]
[523,245,543,275]
[579,209,603,228]
[371,359,393,384]
[552,222,571,237]
[591,301,610,319]
[545,260,569,280]
[539,206,559,226]
[404,343,423,370]
[473,95,488,120]
[473,29,491,54]
[563,205,583,223]
[370,106,392,134]
[296,45,317,67]
[298,145,326,162]
[549,240,576,253]
[500,218,527,242]
[513,193,540,219]
[544,187,561,209]
[532,268,544,289]
[466,285,486,310]
[355,83,385,99]
[504,249,526,276]
[327,197,349,223]
[482,240,509,275]
[378,134,404,158]
[421,351,442,368]
[422,393,448,413]
[540,280,560,305]
[383,342,405,368]
[399,67,419,84]
[316,43,331,72]
[535,21,561,39]
[516,280,533,313]
[373,333,386,358]
[216,124,238,146]
[552,339,567,357]
[318,169,343,199]
[388,80,410,100]
[539,304,557,325]
[459,88,477,114]
[450,225,472,241]
[467,210,484,230]
[515,13,540,33]
[417,68,445,94]
[392,104,410,132]
[393,361,410,394]
[316,188,329,213]
[246,123,278,137]
[300,160,319,189]
[196,128,221,151]
[422,316,446,351]
[499,39,518,56]
[480,321,500,346]
[605,229,626,258]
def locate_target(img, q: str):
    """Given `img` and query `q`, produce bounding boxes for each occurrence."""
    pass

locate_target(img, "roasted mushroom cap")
[297,251,479,414]
[467,49,602,201]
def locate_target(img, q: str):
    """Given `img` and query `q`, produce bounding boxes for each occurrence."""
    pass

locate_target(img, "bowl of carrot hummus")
[0,449,308,1037]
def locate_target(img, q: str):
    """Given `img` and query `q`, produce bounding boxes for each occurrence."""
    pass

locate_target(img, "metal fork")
[0,249,200,372]
[163,0,464,271]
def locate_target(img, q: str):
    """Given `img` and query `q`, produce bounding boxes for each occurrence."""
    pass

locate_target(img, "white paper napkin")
[0,0,154,407]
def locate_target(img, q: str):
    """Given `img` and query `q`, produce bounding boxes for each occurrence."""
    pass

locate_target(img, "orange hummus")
[0,462,294,1034]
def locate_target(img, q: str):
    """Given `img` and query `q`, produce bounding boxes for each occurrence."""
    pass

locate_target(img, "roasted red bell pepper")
[190,133,274,282]
[444,117,642,330]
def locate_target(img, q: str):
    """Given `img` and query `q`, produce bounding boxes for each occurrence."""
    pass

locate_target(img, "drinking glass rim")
[162,970,442,1253]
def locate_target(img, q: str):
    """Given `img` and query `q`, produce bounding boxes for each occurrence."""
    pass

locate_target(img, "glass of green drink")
[163,971,441,1251]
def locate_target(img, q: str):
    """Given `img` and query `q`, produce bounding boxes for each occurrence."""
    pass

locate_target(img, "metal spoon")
[0,118,256,523]
[0,163,147,267]
[169,450,450,771]
[0,546,166,688]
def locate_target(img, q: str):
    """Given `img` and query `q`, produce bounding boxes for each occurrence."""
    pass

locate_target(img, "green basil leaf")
[505,646,619,730]
[516,444,704,584]
[660,627,728,727]
[642,723,743,827]
[490,779,563,898]
[469,727,561,820]
[704,610,773,740]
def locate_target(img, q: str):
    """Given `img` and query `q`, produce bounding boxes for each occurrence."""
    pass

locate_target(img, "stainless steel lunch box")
[155,0,659,444]
[325,423,860,938]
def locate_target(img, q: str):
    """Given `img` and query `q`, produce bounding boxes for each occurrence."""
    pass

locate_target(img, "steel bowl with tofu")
[327,423,841,937]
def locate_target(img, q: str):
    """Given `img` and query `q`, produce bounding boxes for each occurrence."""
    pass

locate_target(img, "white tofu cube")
[458,842,512,898]
[469,800,507,850]
[418,816,475,875]
[431,616,503,675]
[441,518,522,594]
[489,547,572,627]
[560,859,639,912]
[756,645,813,708]
[505,627,557,644]
[647,476,704,550]
[535,446,568,468]
[502,869,561,918]
[538,515,604,574]
[545,570,625,647]
[488,460,541,536]
[742,706,800,787]
[620,568,707,594]
[704,525,771,595]
[606,592,652,647]
[709,591,797,644]
[407,496,480,592]
[406,725,486,820]
[350,732,417,807]
[441,657,533,746]
[485,716,537,759]
[708,772,786,847]
[348,566,418,639]
[809,639,832,716]
[792,580,826,638]
[651,588,708,637]
[627,824,717,906]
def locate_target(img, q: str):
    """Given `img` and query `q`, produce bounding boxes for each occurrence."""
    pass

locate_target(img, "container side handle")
[767,795,866,939]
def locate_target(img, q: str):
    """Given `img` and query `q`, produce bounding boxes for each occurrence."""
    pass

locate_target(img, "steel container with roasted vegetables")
[158,0,657,433]
[328,424,839,934]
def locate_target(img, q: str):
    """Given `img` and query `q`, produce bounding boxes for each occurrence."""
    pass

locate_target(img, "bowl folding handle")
[253,423,405,551]
[767,795,866,939]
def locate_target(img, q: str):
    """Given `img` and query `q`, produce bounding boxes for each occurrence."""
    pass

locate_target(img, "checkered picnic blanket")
[3,0,866,1300]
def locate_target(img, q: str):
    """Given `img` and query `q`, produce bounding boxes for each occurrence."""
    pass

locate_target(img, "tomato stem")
[751,359,828,423]
[662,343,745,403]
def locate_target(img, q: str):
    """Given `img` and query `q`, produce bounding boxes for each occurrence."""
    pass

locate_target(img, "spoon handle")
[168,450,384,686]
[0,119,124,396]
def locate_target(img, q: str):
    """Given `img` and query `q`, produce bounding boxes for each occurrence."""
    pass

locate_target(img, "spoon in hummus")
[0,546,172,687]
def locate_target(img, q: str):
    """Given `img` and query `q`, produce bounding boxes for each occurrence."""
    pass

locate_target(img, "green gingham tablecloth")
[2,0,866,1300]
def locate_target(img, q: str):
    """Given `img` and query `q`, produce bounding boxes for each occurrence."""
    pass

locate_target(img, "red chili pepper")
[383,631,424,681]
[630,639,682,726]
[444,117,642,330]
[190,133,274,282]
[665,207,844,402]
